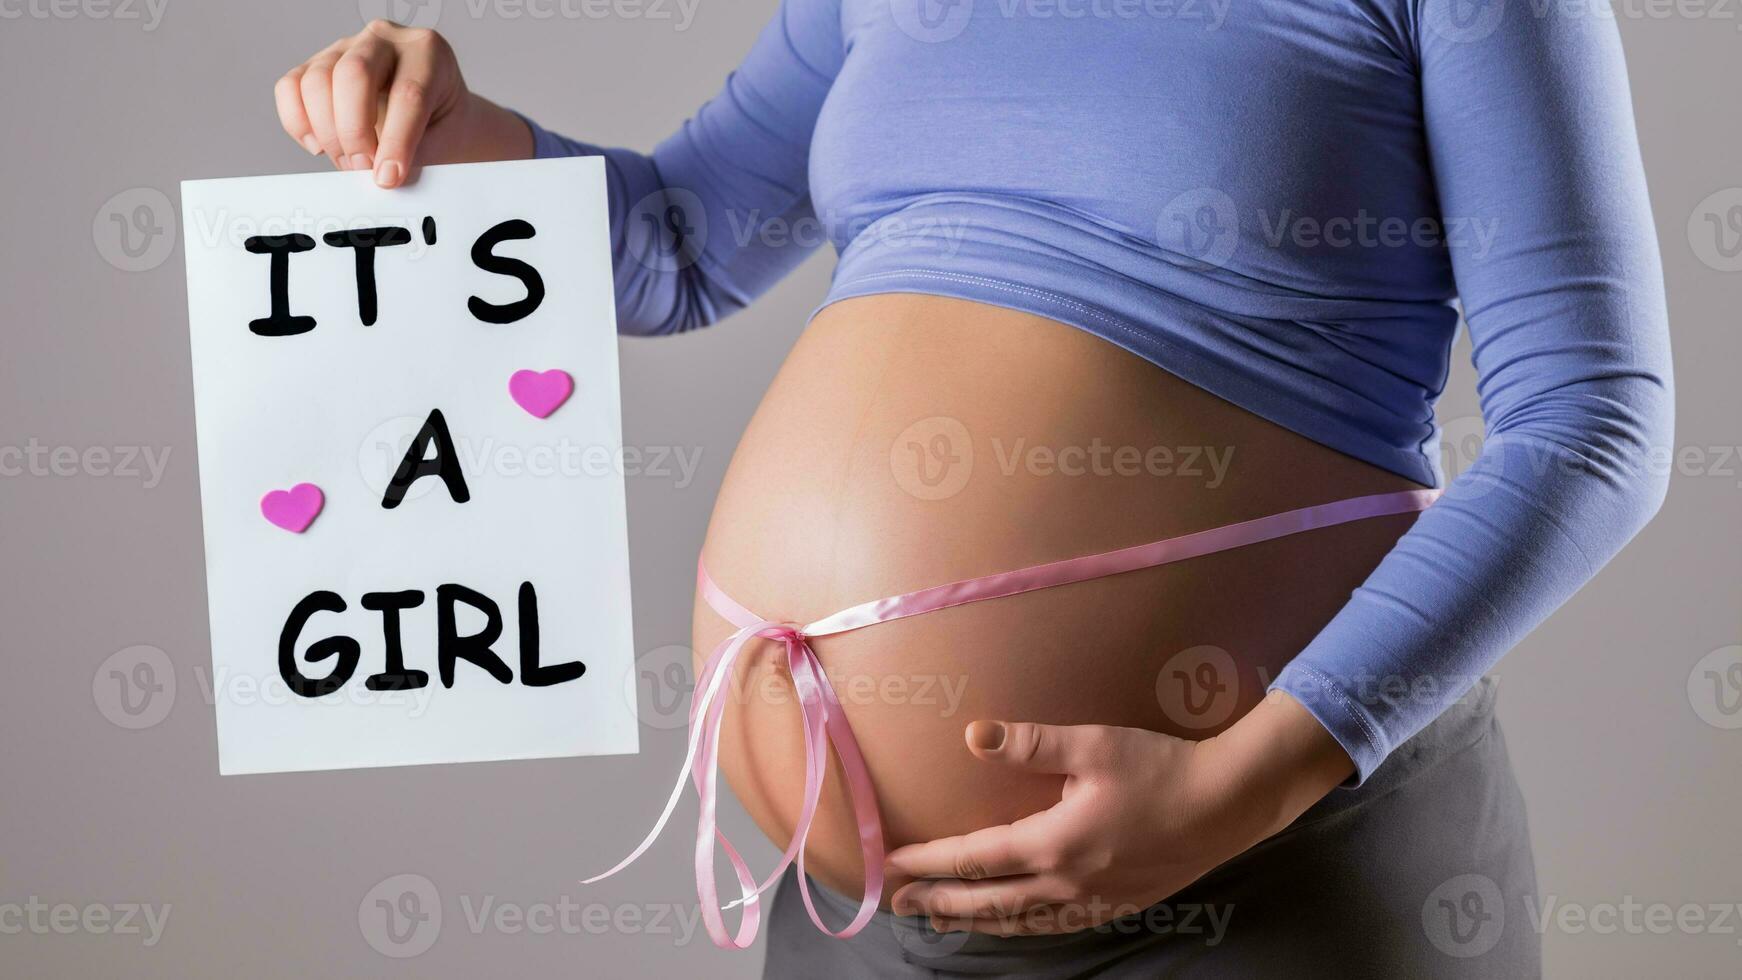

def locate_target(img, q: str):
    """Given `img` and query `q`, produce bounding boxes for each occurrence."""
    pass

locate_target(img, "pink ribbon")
[583,597,886,949]
[586,488,1441,950]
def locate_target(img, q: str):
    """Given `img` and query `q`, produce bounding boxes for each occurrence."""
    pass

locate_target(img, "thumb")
[965,720,1103,774]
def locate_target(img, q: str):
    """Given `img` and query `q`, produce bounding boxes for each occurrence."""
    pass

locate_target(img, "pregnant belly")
[693,293,1425,905]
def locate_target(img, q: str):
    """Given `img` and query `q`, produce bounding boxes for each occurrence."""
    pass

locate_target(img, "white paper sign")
[181,158,638,775]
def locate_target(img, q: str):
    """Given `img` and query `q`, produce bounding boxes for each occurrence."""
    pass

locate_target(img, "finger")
[885,817,1051,880]
[967,720,1107,774]
[299,46,348,169]
[892,876,1059,919]
[371,36,442,188]
[274,68,323,156]
[331,33,397,173]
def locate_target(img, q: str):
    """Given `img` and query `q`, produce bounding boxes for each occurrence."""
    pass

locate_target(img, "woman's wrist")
[452,93,536,163]
[1200,690,1354,846]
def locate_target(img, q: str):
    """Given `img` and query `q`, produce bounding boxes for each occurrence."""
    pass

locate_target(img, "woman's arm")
[274,3,845,336]
[519,0,843,336]
[1268,0,1674,784]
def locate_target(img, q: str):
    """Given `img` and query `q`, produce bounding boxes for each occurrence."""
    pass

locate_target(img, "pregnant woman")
[276,5,1670,975]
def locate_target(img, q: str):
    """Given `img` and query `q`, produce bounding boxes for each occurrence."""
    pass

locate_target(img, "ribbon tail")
[792,645,886,939]
[722,637,830,912]
[582,624,757,886]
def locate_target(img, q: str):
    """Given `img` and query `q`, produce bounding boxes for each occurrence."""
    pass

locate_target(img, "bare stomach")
[693,293,1424,905]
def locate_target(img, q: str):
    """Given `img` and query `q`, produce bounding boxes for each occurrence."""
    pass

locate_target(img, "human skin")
[275,21,1393,935]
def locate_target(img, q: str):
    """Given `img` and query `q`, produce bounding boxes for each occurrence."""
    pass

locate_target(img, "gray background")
[1,0,1738,976]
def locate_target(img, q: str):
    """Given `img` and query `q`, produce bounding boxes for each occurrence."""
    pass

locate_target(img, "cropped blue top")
[522,0,1672,782]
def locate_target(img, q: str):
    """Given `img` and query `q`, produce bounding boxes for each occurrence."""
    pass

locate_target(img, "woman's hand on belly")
[884,690,1355,936]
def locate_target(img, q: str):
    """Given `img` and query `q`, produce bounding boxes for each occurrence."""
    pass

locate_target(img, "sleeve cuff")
[511,110,598,161]
[1269,661,1392,787]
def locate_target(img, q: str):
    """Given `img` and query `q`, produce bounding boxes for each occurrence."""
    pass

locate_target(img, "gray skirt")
[763,677,1538,978]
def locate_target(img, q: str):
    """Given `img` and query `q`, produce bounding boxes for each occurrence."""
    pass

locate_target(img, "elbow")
[1592,377,1675,540]
[1489,370,1674,544]
[1625,376,1675,534]
[613,269,742,337]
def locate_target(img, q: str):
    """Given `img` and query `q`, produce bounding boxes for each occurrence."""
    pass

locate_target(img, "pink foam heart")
[261,483,324,534]
[510,368,574,419]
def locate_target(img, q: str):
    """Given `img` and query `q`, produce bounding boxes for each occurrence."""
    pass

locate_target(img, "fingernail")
[331,153,348,171]
[349,153,373,173]
[374,159,402,188]
[968,720,1006,752]
[300,135,322,155]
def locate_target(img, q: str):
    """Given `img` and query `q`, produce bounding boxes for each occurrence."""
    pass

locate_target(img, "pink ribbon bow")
[583,571,885,950]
